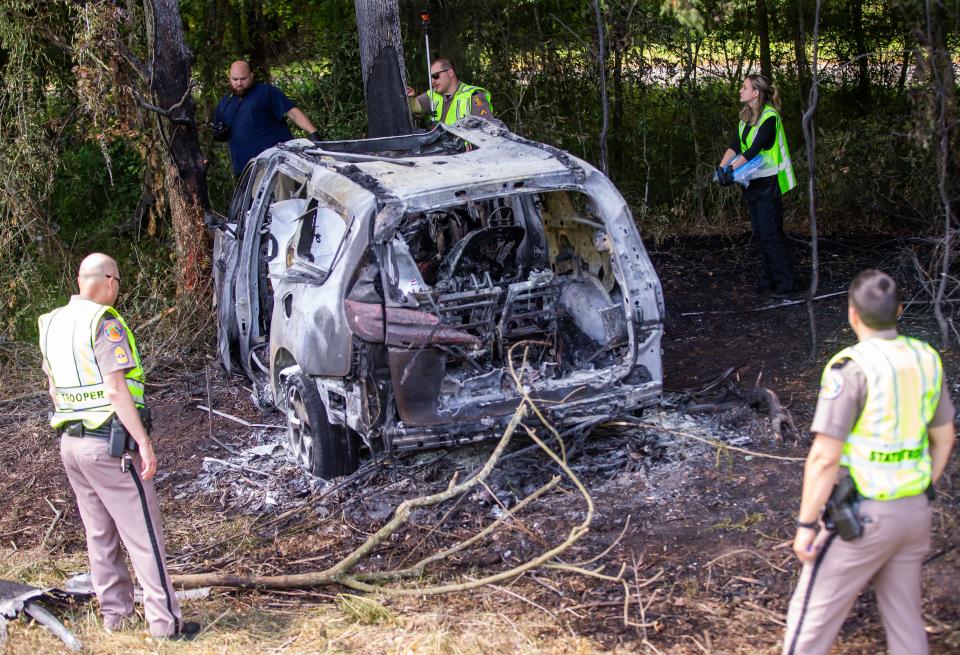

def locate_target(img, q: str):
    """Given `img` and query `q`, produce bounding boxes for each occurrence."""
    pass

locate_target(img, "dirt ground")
[1,235,958,654]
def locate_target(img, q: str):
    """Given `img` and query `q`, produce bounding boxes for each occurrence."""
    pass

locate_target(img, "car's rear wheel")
[284,373,360,478]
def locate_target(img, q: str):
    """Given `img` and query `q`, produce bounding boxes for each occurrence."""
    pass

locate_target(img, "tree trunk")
[144,0,210,292]
[354,0,412,138]
[592,0,609,175]
[925,0,957,348]
[793,0,811,103]
[802,0,823,359]
[852,0,870,105]
[755,0,772,80]
[612,42,624,180]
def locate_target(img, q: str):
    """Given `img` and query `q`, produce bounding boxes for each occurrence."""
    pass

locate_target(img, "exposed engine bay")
[343,190,639,447]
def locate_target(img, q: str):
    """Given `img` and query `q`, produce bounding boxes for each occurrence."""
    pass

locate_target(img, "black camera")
[210,120,231,142]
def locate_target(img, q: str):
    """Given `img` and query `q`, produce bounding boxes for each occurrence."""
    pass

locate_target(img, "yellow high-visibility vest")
[738,105,797,194]
[427,83,493,125]
[823,336,942,500]
[39,297,145,429]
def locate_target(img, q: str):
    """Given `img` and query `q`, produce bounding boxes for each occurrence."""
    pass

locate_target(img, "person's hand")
[307,131,322,144]
[720,165,735,187]
[138,441,157,481]
[793,526,831,563]
[405,85,416,98]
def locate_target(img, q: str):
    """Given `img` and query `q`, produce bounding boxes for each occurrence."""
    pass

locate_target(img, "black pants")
[746,191,794,291]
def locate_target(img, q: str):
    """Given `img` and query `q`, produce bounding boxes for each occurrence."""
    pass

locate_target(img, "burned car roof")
[275,118,586,215]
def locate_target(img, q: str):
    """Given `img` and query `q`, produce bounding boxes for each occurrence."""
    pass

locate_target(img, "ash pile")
[174,427,329,514]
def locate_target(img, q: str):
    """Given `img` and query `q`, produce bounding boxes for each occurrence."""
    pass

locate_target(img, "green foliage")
[0,0,957,344]
[49,142,144,244]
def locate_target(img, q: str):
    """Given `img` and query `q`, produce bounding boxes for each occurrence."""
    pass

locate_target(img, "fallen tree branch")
[172,341,598,595]
[172,405,527,589]
[622,418,805,463]
[679,290,845,316]
[740,386,798,442]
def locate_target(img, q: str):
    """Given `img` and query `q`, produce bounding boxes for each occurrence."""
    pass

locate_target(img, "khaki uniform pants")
[783,493,931,655]
[60,435,181,637]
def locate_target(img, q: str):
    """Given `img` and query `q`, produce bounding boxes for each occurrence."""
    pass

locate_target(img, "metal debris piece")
[0,578,92,652]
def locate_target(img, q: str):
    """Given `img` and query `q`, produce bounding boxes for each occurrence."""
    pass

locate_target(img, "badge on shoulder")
[821,369,845,400]
[103,319,125,343]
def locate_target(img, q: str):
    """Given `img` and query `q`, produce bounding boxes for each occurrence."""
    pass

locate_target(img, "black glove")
[719,165,735,187]
[209,121,230,142]
[307,131,323,144]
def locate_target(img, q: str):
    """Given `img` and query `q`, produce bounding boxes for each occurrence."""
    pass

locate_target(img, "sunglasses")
[430,68,450,80]
[105,274,121,285]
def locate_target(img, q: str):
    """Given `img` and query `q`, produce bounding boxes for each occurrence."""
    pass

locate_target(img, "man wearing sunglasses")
[38,253,199,641]
[406,58,493,125]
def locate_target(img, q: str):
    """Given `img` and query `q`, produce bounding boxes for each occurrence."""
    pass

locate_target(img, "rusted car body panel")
[212,119,664,462]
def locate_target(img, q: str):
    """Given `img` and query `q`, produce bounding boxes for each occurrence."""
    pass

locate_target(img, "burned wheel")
[284,373,360,479]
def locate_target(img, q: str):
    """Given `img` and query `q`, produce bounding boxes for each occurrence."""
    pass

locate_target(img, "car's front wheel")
[284,373,360,479]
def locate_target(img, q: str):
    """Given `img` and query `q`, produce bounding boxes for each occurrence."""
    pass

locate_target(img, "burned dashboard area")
[345,189,660,451]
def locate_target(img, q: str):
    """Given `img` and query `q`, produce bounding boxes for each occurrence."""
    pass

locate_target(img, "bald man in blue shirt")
[212,61,321,176]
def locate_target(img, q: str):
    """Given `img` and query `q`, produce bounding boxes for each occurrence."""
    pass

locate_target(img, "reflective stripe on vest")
[738,105,797,194]
[427,83,493,125]
[38,297,146,429]
[824,336,942,500]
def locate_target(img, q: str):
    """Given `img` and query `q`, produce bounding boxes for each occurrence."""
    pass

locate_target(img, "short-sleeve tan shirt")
[810,332,955,440]
[93,316,136,375]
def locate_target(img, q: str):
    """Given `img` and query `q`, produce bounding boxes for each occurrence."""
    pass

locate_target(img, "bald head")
[229,61,254,96]
[78,253,120,306]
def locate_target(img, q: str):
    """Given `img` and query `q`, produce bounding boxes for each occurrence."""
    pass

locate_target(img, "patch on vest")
[103,319,125,343]
[113,346,129,365]
[474,95,484,107]
[820,369,845,400]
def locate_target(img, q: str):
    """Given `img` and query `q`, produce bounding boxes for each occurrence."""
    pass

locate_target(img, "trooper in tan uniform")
[783,269,955,655]
[38,253,199,640]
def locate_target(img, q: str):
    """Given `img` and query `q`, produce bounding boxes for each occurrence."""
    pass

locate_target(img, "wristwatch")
[796,519,819,530]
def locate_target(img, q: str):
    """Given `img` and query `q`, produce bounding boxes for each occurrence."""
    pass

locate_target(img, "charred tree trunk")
[354,0,412,138]
[755,0,773,80]
[144,0,210,293]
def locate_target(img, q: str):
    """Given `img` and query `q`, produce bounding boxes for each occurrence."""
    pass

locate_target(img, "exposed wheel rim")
[285,385,314,471]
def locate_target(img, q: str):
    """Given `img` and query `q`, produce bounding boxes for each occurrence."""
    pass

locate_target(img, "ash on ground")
[172,426,329,514]
[170,395,782,519]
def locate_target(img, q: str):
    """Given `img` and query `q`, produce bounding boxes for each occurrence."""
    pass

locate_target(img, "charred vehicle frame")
[210,118,665,478]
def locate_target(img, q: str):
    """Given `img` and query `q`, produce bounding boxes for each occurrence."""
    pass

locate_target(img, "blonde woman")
[717,74,798,298]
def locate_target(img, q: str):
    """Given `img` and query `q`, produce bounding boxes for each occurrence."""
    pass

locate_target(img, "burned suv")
[210,118,664,478]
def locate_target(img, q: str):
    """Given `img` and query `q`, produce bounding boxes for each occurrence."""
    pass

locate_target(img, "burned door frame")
[233,158,312,384]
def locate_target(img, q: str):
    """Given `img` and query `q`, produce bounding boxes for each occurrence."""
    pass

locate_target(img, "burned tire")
[284,373,351,479]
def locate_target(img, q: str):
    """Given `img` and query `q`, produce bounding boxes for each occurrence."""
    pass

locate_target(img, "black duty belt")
[58,421,110,440]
